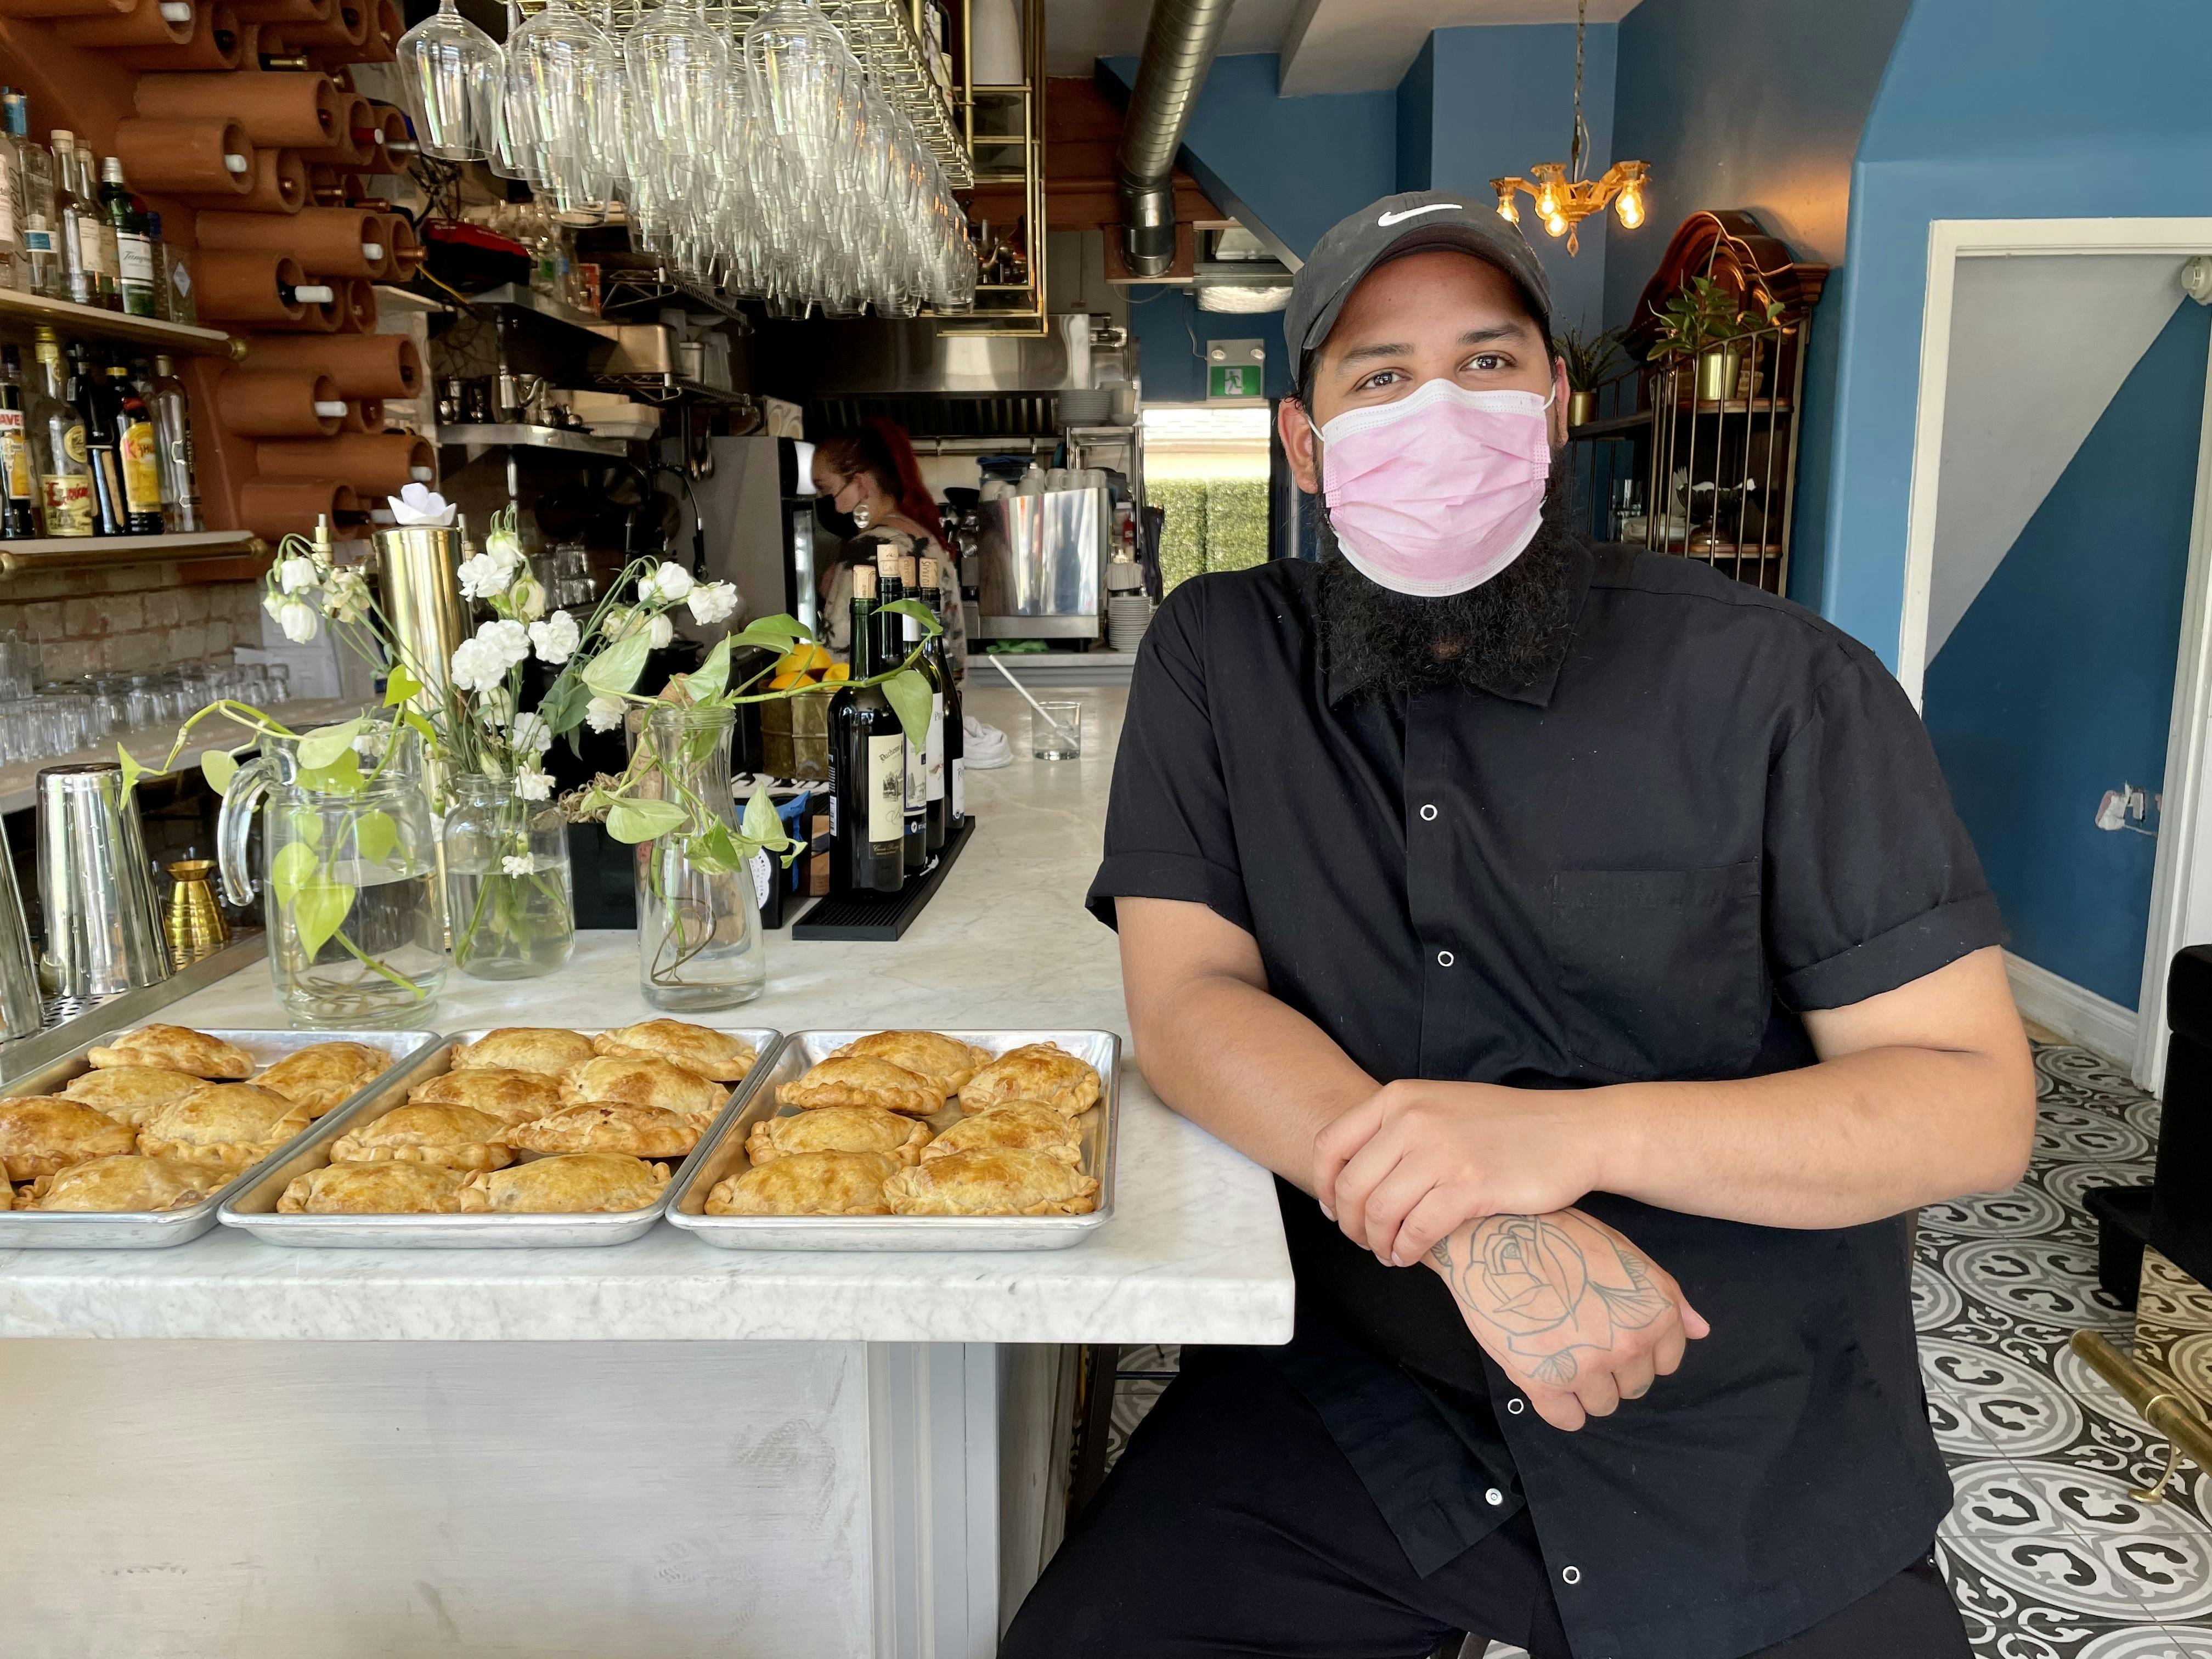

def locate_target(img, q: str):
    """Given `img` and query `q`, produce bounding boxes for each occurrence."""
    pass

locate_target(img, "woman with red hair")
[812,418,962,663]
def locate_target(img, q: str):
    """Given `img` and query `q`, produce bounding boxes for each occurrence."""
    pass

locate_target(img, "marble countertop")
[0,688,1297,1347]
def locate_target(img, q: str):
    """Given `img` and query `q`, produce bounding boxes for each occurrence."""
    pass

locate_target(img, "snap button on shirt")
[1419,803,1438,821]
[1562,1566,1583,1587]
[1435,949,1454,967]
[1485,1487,1504,1507]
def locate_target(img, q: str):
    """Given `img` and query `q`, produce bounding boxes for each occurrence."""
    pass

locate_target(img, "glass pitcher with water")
[217,723,447,1025]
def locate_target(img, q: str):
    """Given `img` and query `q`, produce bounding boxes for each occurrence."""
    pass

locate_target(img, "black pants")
[1002,1346,1971,1659]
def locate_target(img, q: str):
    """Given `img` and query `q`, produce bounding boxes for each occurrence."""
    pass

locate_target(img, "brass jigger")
[163,858,230,964]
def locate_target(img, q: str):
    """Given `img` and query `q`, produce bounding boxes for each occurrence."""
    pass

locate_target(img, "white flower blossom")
[322,567,371,625]
[646,614,674,650]
[475,686,514,728]
[449,638,503,695]
[276,599,321,644]
[603,603,636,639]
[476,618,531,673]
[513,769,553,802]
[510,712,553,754]
[262,590,286,621]
[509,573,548,622]
[457,551,515,601]
[639,561,694,605]
[686,581,738,625]
[584,695,626,733]
[484,523,526,568]
[278,555,319,595]
[528,611,580,665]
[501,855,533,877]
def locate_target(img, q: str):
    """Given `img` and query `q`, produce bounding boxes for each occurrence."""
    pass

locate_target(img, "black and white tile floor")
[1102,1044,2210,1657]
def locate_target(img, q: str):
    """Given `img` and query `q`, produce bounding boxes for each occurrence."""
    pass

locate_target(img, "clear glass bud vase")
[629,703,766,1009]
[443,771,575,980]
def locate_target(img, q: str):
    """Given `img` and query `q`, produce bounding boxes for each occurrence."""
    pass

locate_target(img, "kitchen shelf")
[590,371,753,410]
[373,284,452,317]
[1568,410,1652,441]
[462,281,607,335]
[438,422,630,459]
[0,528,260,577]
[0,289,233,357]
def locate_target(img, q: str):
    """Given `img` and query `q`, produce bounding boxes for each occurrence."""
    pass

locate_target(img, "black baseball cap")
[1284,190,1554,377]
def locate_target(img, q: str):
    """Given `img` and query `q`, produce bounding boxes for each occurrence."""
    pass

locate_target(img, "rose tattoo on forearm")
[1430,1210,1670,1385]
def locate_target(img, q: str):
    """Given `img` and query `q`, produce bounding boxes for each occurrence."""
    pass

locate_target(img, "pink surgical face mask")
[1312,377,1554,597]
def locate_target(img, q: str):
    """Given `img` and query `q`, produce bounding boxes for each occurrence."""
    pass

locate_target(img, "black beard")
[1317,455,1579,698]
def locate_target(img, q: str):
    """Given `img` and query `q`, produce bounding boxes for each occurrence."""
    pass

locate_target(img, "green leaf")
[603,797,690,844]
[536,674,590,738]
[287,806,324,849]
[685,820,743,874]
[297,716,366,770]
[115,743,156,796]
[879,597,943,637]
[383,663,423,708]
[733,612,810,648]
[353,808,397,867]
[882,668,934,751]
[290,878,356,961]
[687,635,733,702]
[269,839,320,907]
[199,748,238,797]
[581,631,651,699]
[741,785,790,850]
[297,747,363,795]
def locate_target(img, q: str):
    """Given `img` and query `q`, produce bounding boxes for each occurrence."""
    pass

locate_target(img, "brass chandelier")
[1491,0,1649,256]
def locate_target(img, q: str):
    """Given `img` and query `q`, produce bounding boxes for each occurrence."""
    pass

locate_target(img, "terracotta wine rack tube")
[135,69,336,148]
[0,0,131,19]
[257,433,430,494]
[216,369,343,437]
[295,91,371,167]
[239,477,357,541]
[228,0,329,21]
[365,104,409,170]
[270,0,363,51]
[337,396,382,432]
[173,145,304,213]
[239,332,419,398]
[111,3,245,69]
[196,207,381,276]
[55,0,191,47]
[332,276,375,334]
[380,214,421,279]
[196,249,315,323]
[111,118,253,198]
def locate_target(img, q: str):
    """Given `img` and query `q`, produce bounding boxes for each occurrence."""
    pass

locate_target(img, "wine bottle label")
[924,693,945,802]
[0,172,15,245]
[21,221,50,255]
[60,423,86,465]
[40,472,91,535]
[0,411,30,501]
[866,734,904,844]
[116,232,154,285]
[951,758,964,819]
[120,423,161,515]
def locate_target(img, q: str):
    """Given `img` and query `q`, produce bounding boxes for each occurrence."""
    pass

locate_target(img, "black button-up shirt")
[1087,544,2002,1659]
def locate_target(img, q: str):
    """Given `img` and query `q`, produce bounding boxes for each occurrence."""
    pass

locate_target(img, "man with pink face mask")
[1001,195,2036,1659]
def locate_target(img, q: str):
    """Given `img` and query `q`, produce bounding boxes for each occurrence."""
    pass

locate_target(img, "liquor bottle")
[875,547,927,876]
[84,152,120,311]
[31,328,91,536]
[0,87,21,295]
[5,94,52,298]
[0,346,37,538]
[909,554,946,854]
[100,158,156,318]
[149,356,202,533]
[52,132,110,309]
[104,364,163,534]
[76,347,128,535]
[935,558,965,831]
[834,563,906,895]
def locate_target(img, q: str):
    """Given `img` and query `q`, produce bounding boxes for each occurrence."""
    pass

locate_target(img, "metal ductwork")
[1115,0,1237,278]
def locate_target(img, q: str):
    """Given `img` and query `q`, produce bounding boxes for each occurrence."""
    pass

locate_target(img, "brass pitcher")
[163,857,230,964]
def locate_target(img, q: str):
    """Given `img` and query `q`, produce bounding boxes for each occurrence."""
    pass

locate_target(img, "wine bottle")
[30,327,89,535]
[77,346,129,536]
[104,364,163,534]
[100,157,156,318]
[911,555,947,854]
[0,346,38,538]
[149,354,201,533]
[876,547,927,876]
[936,558,965,830]
[837,563,906,895]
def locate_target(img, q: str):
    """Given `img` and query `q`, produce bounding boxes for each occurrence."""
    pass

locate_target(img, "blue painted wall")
[1127,286,1296,405]
[1822,0,2212,665]
[1921,301,2209,1009]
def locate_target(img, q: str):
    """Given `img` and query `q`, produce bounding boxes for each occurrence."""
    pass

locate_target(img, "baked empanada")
[135,1084,312,1171]
[0,1097,138,1181]
[921,1102,1082,1166]
[253,1042,392,1115]
[744,1105,933,1166]
[957,1043,1102,1116]
[502,1103,706,1158]
[448,1028,596,1077]
[85,1024,252,1079]
[706,1150,897,1216]
[775,1054,939,1118]
[457,1153,669,1213]
[557,1055,726,1118]
[25,1154,214,1212]
[278,1161,466,1214]
[406,1066,563,1125]
[829,1031,993,1099]
[883,1149,1101,1216]
[591,1020,758,1082]
[329,1103,513,1171]
[58,1065,207,1127]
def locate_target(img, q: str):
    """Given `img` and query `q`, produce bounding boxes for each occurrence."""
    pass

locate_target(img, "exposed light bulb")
[1544,211,1567,239]
[1496,191,1519,224]
[1615,188,1644,229]
[1536,184,1558,217]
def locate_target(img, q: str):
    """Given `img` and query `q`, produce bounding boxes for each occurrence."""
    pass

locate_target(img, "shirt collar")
[1321,538,1593,711]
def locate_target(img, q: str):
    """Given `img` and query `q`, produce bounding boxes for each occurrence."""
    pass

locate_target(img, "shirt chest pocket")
[1545,862,1766,1080]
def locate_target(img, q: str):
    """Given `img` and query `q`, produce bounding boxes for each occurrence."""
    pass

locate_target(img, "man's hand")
[1313,1078,1610,1267]
[1429,1208,1709,1431]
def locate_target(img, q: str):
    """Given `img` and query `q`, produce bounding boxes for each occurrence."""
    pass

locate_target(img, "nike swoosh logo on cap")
[1377,203,1462,226]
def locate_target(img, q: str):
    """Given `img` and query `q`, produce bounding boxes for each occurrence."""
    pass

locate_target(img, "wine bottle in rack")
[936,559,965,831]
[835,563,906,895]
[874,546,927,878]
[912,554,946,854]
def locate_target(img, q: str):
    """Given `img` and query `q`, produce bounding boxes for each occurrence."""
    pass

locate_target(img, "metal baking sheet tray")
[217,1028,783,1248]
[664,1029,1120,1251]
[0,1029,441,1250]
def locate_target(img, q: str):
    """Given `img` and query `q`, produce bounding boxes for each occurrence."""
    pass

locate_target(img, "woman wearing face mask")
[810,419,958,660]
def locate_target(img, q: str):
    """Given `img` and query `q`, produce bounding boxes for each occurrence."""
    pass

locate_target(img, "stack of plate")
[1107,592,1152,653]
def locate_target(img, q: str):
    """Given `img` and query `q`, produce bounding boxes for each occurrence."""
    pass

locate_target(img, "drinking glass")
[1030,701,1083,761]
[396,0,503,161]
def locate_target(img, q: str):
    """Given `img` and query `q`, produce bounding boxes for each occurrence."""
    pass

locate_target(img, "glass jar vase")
[628,703,766,1009]
[442,771,575,979]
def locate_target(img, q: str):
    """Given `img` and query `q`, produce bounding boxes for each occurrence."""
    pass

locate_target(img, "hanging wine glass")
[627,0,728,164]
[395,0,502,160]
[504,0,617,212]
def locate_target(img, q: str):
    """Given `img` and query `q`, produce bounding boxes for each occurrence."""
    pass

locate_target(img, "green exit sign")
[1209,363,1260,398]
[1206,338,1265,401]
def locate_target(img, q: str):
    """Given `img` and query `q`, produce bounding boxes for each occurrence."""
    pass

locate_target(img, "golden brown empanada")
[502,1103,706,1158]
[775,1055,939,1118]
[591,1020,758,1082]
[921,1102,1082,1166]
[0,1097,138,1181]
[706,1150,898,1215]
[883,1149,1101,1216]
[25,1154,214,1212]
[406,1067,563,1125]
[830,1030,993,1099]
[253,1042,392,1115]
[744,1105,933,1166]
[278,1161,466,1214]
[957,1043,1102,1116]
[85,1024,252,1079]
[448,1028,596,1077]
[329,1103,513,1171]
[135,1084,312,1171]
[457,1153,669,1213]
[58,1065,207,1127]
[557,1054,727,1118]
